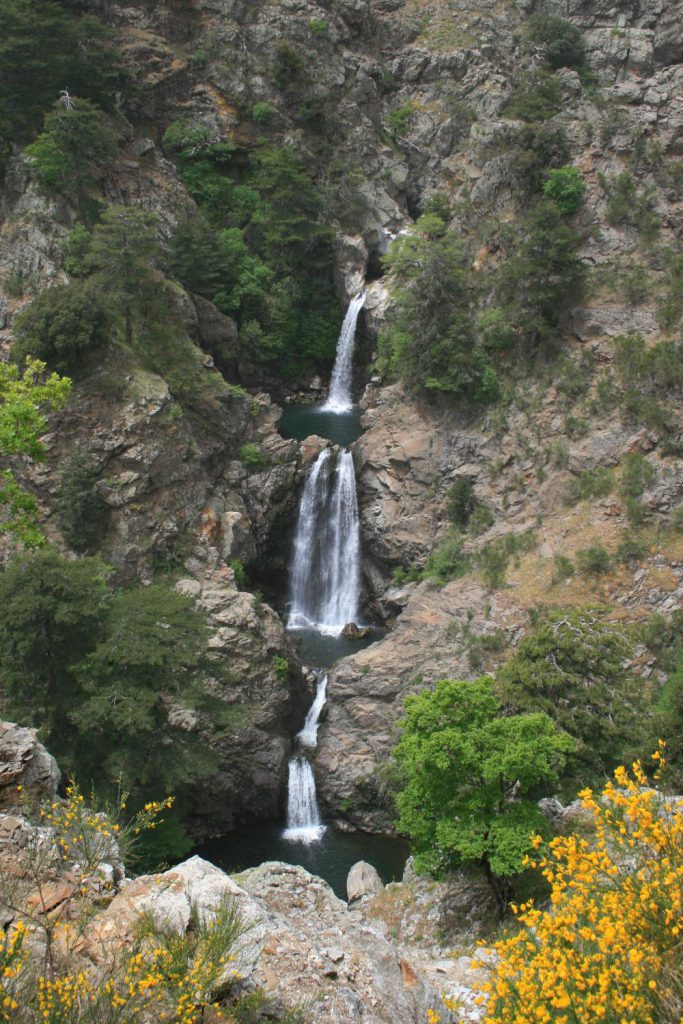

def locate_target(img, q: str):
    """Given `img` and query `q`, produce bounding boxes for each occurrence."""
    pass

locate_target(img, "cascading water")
[288,449,360,636]
[321,293,366,413]
[297,674,328,748]
[283,757,325,842]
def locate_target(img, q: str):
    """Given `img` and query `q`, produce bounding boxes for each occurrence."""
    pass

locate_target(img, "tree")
[25,96,118,200]
[379,215,498,400]
[542,165,586,215]
[495,608,648,791]
[527,14,585,71]
[11,281,112,373]
[88,205,162,345]
[0,547,110,749]
[72,584,218,804]
[0,357,71,547]
[393,676,574,913]
[54,451,110,552]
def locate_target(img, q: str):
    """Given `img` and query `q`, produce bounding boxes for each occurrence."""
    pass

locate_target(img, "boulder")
[342,622,372,639]
[347,860,384,902]
[0,722,60,809]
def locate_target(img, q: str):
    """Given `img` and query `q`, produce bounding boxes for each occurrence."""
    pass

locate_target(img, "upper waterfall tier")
[288,449,360,636]
[321,293,366,414]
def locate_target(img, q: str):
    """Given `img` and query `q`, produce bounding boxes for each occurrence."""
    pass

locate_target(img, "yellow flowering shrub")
[476,744,683,1024]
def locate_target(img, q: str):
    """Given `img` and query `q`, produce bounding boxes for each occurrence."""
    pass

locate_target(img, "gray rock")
[347,860,384,902]
[0,722,60,809]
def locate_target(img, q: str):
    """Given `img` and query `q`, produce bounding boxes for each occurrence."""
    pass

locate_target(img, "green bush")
[273,41,305,89]
[600,171,659,239]
[624,496,647,528]
[509,123,570,194]
[308,18,328,35]
[658,250,683,333]
[251,101,276,123]
[542,165,586,215]
[619,452,656,497]
[552,554,575,583]
[615,532,648,565]
[11,280,112,373]
[576,544,612,575]
[504,69,564,122]
[478,540,510,590]
[446,477,476,528]
[527,14,585,70]
[564,467,613,504]
[422,532,470,584]
[25,96,118,201]
[55,452,110,553]
[386,100,418,133]
[240,442,269,469]
[469,505,495,537]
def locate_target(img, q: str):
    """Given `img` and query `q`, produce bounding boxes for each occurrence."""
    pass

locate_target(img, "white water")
[322,293,366,413]
[283,756,326,843]
[297,674,328,748]
[288,449,360,636]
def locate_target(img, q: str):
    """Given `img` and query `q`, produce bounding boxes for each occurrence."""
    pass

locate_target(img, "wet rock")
[347,860,384,902]
[342,622,372,639]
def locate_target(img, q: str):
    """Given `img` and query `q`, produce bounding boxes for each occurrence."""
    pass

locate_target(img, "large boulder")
[347,860,384,903]
[0,722,60,809]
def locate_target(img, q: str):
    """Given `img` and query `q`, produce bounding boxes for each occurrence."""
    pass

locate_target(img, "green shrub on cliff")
[12,281,112,373]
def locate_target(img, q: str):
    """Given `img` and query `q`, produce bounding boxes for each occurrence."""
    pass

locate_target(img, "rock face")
[86,857,449,1024]
[347,860,384,903]
[0,722,59,809]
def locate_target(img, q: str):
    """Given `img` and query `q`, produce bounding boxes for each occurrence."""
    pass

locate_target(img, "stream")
[200,293,408,894]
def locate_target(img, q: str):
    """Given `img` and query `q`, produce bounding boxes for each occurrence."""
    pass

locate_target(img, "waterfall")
[288,449,360,636]
[321,293,366,413]
[297,674,328,748]
[283,757,325,842]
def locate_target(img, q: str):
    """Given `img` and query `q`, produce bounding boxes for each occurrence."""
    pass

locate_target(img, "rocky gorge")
[1,0,683,1016]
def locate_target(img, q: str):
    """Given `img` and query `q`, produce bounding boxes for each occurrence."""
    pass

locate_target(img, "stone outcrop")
[85,857,450,1024]
[0,722,59,810]
[347,860,384,903]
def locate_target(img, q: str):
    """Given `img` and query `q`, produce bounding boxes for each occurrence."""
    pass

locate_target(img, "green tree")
[0,547,110,747]
[11,281,112,373]
[379,215,497,399]
[88,205,162,345]
[0,357,71,546]
[495,608,648,791]
[527,15,585,71]
[54,452,110,552]
[0,0,124,156]
[394,676,573,914]
[72,584,218,804]
[25,96,118,200]
[542,165,586,215]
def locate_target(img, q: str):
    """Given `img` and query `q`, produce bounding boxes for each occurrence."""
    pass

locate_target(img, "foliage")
[658,249,683,332]
[478,750,682,1024]
[393,676,573,912]
[615,531,648,565]
[54,452,110,553]
[386,100,418,134]
[0,549,220,853]
[251,101,276,123]
[445,476,476,528]
[542,166,585,215]
[379,215,497,400]
[422,532,470,584]
[11,281,112,373]
[273,41,305,90]
[551,553,575,583]
[476,531,537,591]
[619,451,656,497]
[493,199,584,351]
[526,15,585,70]
[25,96,118,201]
[0,358,71,547]
[495,608,645,790]
[600,170,660,239]
[239,442,269,469]
[564,467,613,504]
[509,123,570,194]
[504,70,563,122]
[576,543,612,576]
[0,0,125,157]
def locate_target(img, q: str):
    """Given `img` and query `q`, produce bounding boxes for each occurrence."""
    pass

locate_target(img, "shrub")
[386,100,418,133]
[469,505,495,537]
[551,554,575,583]
[251,100,276,123]
[527,14,585,70]
[273,41,305,89]
[478,540,510,590]
[509,123,570,194]
[542,165,585,214]
[54,452,110,553]
[309,17,328,35]
[600,170,659,239]
[564,467,613,504]
[422,532,470,584]
[446,476,476,528]
[478,752,682,1023]
[495,607,645,789]
[576,543,611,575]
[240,442,269,469]
[625,495,647,528]
[615,531,648,565]
[619,451,657,497]
[504,69,563,122]
[11,280,112,373]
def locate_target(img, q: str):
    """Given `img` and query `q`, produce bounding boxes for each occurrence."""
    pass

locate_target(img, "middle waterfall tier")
[288,448,360,637]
